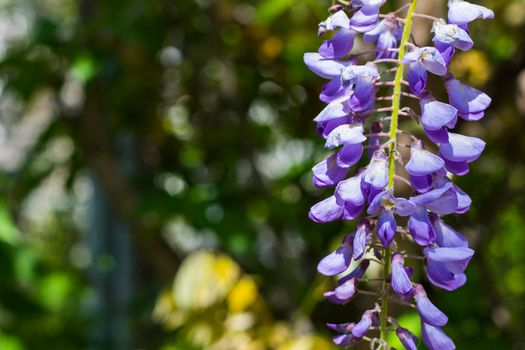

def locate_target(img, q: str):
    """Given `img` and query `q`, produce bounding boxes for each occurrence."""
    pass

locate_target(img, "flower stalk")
[381,1,417,344]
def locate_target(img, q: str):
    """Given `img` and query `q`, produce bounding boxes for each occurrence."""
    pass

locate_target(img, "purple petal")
[325,123,366,149]
[433,22,473,51]
[448,0,494,25]
[332,334,357,347]
[378,210,396,248]
[312,153,349,188]
[444,73,492,120]
[410,182,459,215]
[424,246,474,272]
[410,174,433,193]
[425,127,449,144]
[317,244,353,276]
[414,285,448,327]
[320,78,347,104]
[309,195,344,223]
[442,156,470,176]
[434,41,455,66]
[353,221,370,259]
[376,31,398,59]
[394,197,417,216]
[453,183,471,214]
[428,269,467,291]
[367,189,389,215]
[314,100,348,123]
[420,95,458,131]
[319,28,355,59]
[421,323,456,350]
[363,150,388,190]
[340,259,370,284]
[344,202,364,220]
[407,62,427,96]
[406,141,445,177]
[336,173,365,206]
[403,47,447,75]
[408,206,436,246]
[391,253,414,296]
[396,327,418,350]
[350,5,380,33]
[304,53,346,79]
[326,322,354,333]
[318,10,351,35]
[431,215,468,248]
[352,311,374,338]
[439,133,485,163]
[337,143,364,168]
[334,278,357,301]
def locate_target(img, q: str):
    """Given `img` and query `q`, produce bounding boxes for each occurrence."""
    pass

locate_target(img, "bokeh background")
[0,0,524,349]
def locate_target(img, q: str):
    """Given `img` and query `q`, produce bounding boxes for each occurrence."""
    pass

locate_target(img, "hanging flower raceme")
[304,1,493,349]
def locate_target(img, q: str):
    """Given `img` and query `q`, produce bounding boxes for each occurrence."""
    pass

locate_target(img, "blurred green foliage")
[0,0,523,349]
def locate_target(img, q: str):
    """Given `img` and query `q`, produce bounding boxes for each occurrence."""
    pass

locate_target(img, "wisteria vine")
[304,1,493,349]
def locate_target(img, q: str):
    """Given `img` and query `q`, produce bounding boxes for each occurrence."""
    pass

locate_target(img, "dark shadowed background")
[0,0,523,349]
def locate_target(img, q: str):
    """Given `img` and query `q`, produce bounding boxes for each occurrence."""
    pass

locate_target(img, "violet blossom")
[304,0,493,348]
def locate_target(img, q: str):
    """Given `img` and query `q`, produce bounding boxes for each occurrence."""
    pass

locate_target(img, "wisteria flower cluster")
[304,1,493,349]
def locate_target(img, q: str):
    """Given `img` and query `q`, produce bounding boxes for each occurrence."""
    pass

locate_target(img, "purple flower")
[324,260,370,304]
[350,0,386,33]
[305,2,492,347]
[353,219,371,259]
[319,28,356,59]
[414,284,448,327]
[309,195,344,223]
[325,278,358,304]
[304,53,347,79]
[410,181,458,215]
[377,210,396,248]
[448,0,494,26]
[368,190,415,247]
[408,206,436,246]
[351,310,374,338]
[406,140,445,177]
[403,46,447,95]
[314,100,348,124]
[312,153,349,188]
[317,234,354,276]
[335,171,366,218]
[318,10,351,36]
[406,140,447,193]
[326,123,366,168]
[340,64,380,113]
[444,73,492,121]
[332,333,358,347]
[420,92,458,140]
[325,124,366,149]
[424,246,474,291]
[362,150,388,193]
[364,16,402,59]
[432,21,473,51]
[396,327,418,350]
[439,133,485,175]
[421,323,456,350]
[431,214,468,248]
[391,253,414,297]
[327,322,355,333]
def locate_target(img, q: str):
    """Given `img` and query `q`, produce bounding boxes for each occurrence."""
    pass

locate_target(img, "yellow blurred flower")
[449,50,491,86]
[228,276,259,313]
[172,251,240,310]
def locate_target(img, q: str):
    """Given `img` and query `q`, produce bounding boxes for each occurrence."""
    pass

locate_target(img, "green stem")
[380,0,418,347]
